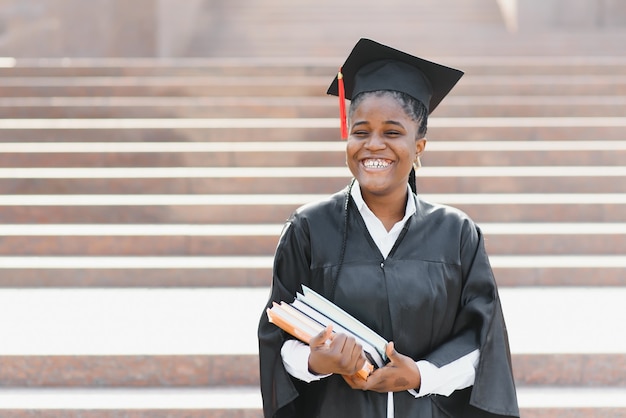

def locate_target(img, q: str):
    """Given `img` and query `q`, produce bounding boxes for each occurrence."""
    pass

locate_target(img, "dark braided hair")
[329,178,354,301]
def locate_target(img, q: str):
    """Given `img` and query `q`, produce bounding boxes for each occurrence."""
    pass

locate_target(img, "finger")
[350,342,366,370]
[356,352,367,372]
[339,335,357,353]
[341,337,365,373]
[335,335,360,373]
[328,333,348,354]
[339,341,363,376]
[350,338,362,355]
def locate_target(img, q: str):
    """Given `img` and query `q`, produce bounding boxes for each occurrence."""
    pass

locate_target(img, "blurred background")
[0,0,625,417]
[1,0,626,57]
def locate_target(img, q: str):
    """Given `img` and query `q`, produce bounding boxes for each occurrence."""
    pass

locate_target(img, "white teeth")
[363,159,391,168]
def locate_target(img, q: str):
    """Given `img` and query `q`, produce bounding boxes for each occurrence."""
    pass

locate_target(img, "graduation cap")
[327,38,464,139]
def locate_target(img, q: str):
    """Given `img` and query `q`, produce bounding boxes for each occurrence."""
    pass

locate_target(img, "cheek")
[345,140,359,160]
[392,140,417,160]
[345,142,361,174]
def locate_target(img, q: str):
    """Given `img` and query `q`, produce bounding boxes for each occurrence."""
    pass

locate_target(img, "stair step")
[1,140,624,171]
[1,353,624,388]
[3,56,626,77]
[1,140,625,152]
[1,95,625,118]
[1,75,626,97]
[0,224,624,256]
[6,166,623,178]
[2,116,625,129]
[0,387,261,411]
[2,192,625,204]
[1,193,625,224]
[3,223,625,235]
[0,387,624,418]
[0,256,624,287]
[2,148,626,168]
[0,288,623,355]
[2,117,625,141]
[1,177,624,194]
[0,172,623,194]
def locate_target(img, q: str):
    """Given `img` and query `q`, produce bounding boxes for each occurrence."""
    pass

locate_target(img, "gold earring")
[413,156,422,171]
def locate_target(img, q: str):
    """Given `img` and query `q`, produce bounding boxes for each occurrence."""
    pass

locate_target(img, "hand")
[342,342,421,393]
[308,326,367,376]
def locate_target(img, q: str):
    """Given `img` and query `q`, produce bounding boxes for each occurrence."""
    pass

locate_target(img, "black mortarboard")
[327,38,464,120]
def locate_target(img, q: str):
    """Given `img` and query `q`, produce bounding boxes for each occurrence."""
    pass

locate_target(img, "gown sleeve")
[257,218,315,418]
[424,221,520,417]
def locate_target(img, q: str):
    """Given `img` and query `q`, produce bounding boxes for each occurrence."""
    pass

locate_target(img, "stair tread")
[0,288,624,355]
[0,386,625,409]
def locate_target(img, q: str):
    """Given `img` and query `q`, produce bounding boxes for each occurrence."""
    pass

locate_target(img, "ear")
[416,138,427,156]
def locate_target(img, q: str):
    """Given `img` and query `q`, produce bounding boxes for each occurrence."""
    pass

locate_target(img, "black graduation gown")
[258,186,520,418]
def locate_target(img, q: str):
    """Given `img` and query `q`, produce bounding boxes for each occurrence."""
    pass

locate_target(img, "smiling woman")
[258,38,520,418]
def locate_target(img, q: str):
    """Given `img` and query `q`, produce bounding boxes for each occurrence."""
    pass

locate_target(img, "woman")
[258,38,519,418]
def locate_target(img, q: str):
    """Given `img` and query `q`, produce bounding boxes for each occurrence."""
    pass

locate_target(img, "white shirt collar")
[349,180,416,258]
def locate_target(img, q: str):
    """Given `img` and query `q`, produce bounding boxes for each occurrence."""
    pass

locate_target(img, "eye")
[352,130,370,138]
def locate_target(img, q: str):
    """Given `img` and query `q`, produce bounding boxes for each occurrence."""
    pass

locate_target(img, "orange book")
[267,302,320,343]
[267,303,374,380]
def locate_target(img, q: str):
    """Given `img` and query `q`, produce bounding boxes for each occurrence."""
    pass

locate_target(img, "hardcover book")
[266,285,389,380]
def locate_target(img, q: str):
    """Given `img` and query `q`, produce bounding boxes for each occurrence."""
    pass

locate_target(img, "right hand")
[308,326,367,376]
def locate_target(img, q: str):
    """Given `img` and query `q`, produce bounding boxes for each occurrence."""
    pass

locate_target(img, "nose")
[364,133,386,150]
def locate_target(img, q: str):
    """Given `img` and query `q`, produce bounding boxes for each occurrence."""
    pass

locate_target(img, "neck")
[361,187,408,231]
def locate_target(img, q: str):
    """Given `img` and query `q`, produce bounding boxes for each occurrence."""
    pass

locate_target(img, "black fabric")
[258,186,520,418]
[327,38,464,114]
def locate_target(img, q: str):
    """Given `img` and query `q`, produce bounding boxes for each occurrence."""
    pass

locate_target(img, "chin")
[358,180,392,195]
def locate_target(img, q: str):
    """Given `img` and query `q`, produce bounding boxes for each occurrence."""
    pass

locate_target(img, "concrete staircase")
[1,53,625,416]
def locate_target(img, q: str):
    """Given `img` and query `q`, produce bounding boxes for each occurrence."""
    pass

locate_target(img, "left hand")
[342,342,421,393]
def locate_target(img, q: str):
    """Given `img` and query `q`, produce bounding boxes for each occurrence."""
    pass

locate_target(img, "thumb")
[322,324,333,340]
[311,325,333,347]
[386,341,398,361]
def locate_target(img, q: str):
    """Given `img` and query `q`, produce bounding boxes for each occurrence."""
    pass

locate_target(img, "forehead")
[350,92,413,119]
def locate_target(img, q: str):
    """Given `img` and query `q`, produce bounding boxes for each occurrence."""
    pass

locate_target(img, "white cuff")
[411,349,480,398]
[281,339,331,383]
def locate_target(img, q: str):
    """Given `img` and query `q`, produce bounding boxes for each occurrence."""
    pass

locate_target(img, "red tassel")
[338,68,348,140]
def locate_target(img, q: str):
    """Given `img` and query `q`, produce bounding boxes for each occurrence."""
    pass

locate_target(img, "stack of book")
[266,285,388,380]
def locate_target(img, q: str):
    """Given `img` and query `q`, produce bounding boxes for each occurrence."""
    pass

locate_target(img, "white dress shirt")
[281,181,479,417]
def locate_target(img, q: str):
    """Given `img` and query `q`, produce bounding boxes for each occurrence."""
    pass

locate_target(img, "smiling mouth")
[362,158,392,169]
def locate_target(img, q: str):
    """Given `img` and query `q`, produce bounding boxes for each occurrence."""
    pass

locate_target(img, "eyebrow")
[351,120,406,128]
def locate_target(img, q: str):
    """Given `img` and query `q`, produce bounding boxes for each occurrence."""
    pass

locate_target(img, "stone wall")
[0,0,625,58]
[0,0,157,57]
